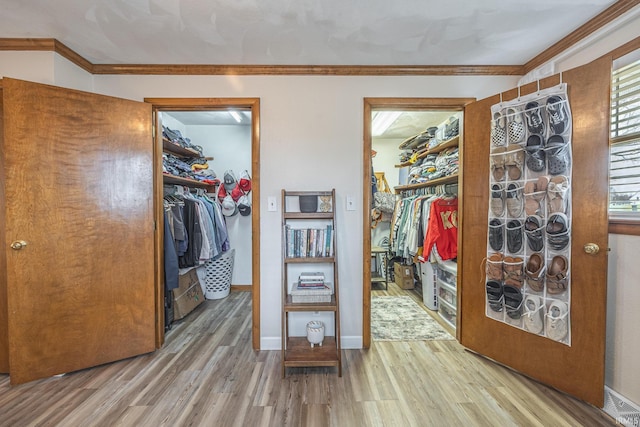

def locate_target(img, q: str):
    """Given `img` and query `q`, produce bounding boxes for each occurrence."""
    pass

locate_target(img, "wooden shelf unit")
[281,189,342,377]
[162,138,215,191]
[395,135,459,168]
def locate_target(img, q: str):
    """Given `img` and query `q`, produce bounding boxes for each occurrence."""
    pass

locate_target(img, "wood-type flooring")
[0,288,615,426]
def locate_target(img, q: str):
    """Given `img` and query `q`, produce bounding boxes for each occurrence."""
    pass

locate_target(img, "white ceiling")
[0,0,618,66]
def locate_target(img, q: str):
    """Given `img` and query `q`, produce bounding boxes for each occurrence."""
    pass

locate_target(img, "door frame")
[362,97,474,348]
[146,97,261,350]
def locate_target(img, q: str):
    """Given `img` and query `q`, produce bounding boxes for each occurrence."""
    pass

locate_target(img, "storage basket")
[299,195,318,213]
[203,248,235,299]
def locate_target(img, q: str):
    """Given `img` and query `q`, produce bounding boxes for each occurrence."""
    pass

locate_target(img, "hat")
[238,194,251,216]
[217,183,227,202]
[231,184,244,202]
[223,170,237,192]
[238,169,252,193]
[221,195,238,217]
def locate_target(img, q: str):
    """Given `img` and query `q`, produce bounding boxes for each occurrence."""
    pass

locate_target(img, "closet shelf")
[162,138,201,158]
[162,173,215,189]
[394,174,458,192]
[395,136,459,168]
[284,295,337,311]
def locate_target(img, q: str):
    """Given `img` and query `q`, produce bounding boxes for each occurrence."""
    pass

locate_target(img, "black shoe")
[489,219,504,251]
[546,95,569,134]
[546,213,570,251]
[486,281,504,312]
[506,220,523,253]
[525,215,544,252]
[504,285,524,319]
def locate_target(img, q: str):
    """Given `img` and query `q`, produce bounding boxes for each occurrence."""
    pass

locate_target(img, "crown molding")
[0,1,636,77]
[523,0,640,74]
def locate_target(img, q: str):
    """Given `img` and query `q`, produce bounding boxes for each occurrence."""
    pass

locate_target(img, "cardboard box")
[394,262,415,290]
[173,269,204,320]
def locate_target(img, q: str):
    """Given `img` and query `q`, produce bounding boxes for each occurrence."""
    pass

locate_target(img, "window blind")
[610,58,640,214]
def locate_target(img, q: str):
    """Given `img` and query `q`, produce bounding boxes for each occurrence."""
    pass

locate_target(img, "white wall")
[0,51,56,85]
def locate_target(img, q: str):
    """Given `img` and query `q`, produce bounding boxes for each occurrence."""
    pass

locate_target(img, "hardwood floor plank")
[0,291,616,426]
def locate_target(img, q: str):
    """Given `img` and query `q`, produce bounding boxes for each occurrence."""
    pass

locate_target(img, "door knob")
[10,240,27,250]
[583,243,599,255]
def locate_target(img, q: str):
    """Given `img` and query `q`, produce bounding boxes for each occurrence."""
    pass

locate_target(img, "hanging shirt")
[422,196,458,261]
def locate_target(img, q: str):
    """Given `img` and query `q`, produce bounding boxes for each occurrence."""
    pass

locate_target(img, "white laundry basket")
[203,248,235,299]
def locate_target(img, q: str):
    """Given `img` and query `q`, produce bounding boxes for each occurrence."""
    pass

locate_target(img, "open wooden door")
[2,78,156,384]
[460,56,611,406]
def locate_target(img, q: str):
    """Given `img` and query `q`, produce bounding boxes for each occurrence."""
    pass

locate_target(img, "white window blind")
[610,58,640,215]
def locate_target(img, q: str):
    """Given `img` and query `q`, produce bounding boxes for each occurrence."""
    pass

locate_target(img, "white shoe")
[523,295,544,334]
[545,300,569,341]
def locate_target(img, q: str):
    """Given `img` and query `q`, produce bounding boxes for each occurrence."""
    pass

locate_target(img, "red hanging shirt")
[422,197,458,261]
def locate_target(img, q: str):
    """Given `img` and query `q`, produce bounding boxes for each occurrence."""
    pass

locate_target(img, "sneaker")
[523,295,544,334]
[525,101,545,135]
[546,300,569,341]
[491,111,507,146]
[506,107,525,143]
[490,183,505,216]
[546,95,569,135]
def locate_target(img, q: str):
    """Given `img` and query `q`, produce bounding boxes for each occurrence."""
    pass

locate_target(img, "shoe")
[506,183,524,217]
[525,101,545,135]
[489,219,504,252]
[547,175,569,214]
[546,135,570,175]
[546,213,570,251]
[504,144,525,181]
[490,183,505,216]
[486,252,504,281]
[546,300,569,341]
[546,95,569,135]
[486,281,504,312]
[490,146,507,181]
[503,256,524,289]
[506,107,525,144]
[525,215,545,252]
[523,295,544,334]
[503,285,524,319]
[525,253,545,292]
[546,255,569,294]
[525,134,546,172]
[523,176,549,216]
[491,111,507,146]
[506,219,523,253]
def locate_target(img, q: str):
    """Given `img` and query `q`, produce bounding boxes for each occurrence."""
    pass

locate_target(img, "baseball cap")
[221,195,238,217]
[238,194,251,216]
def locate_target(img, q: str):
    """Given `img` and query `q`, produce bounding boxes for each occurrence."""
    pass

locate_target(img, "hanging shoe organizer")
[485,83,573,346]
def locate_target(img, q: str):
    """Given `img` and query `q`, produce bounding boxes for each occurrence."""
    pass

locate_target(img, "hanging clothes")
[422,196,458,261]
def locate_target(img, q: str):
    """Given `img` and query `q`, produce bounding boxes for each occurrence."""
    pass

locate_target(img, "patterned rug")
[371,296,454,341]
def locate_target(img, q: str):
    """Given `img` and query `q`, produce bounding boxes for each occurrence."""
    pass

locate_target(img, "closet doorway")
[362,98,474,348]
[147,98,261,350]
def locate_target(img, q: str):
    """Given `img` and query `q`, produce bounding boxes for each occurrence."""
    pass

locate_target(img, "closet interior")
[159,110,253,332]
[371,109,461,335]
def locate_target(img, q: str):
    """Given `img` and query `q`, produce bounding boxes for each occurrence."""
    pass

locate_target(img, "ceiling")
[0,0,619,66]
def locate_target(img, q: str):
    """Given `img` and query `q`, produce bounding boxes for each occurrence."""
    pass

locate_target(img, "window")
[610,55,640,218]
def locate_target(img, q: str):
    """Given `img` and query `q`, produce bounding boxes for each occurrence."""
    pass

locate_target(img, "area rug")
[371,296,454,341]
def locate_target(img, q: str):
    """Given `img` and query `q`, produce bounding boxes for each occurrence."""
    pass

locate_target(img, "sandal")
[546,95,569,135]
[503,285,524,319]
[525,253,545,292]
[504,144,525,180]
[506,183,524,217]
[503,256,524,289]
[506,219,523,253]
[490,146,507,181]
[525,101,545,135]
[524,215,545,252]
[491,111,507,146]
[486,280,504,312]
[546,255,569,294]
[525,134,545,172]
[506,107,525,144]
[523,295,545,334]
[546,300,569,341]
[486,252,504,282]
[547,175,569,214]
[488,218,504,252]
[490,183,505,216]
[546,134,570,175]
[545,213,570,251]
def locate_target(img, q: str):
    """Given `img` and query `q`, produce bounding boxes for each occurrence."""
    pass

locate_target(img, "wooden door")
[2,78,156,384]
[459,56,611,406]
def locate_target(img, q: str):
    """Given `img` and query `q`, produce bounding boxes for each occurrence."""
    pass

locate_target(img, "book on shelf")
[299,271,325,281]
[285,225,334,258]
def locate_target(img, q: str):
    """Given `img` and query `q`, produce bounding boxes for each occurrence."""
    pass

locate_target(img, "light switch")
[268,196,277,212]
[346,195,356,211]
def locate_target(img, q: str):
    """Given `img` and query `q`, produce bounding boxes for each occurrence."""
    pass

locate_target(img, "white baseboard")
[260,335,363,350]
[604,386,640,427]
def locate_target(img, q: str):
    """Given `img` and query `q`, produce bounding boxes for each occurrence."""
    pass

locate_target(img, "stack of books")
[290,272,332,303]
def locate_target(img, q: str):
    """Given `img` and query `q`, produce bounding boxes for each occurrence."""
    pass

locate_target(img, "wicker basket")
[203,249,235,299]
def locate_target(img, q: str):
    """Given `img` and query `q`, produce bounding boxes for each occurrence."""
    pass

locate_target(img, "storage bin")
[299,195,318,212]
[202,249,235,299]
